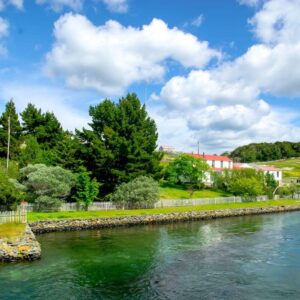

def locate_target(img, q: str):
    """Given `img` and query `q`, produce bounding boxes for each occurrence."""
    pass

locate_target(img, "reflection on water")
[1,212,300,299]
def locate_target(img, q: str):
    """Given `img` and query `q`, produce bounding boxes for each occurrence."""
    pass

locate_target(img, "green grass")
[159,183,231,199]
[0,223,26,239]
[28,199,300,222]
[257,157,300,178]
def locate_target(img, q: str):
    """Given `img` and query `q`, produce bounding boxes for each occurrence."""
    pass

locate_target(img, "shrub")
[73,167,100,210]
[20,164,75,211]
[34,196,63,212]
[110,176,159,208]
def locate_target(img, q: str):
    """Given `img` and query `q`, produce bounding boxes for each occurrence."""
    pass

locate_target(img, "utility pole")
[6,116,10,171]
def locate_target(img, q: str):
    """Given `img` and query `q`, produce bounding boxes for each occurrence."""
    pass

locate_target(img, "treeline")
[229,142,300,162]
[0,93,162,205]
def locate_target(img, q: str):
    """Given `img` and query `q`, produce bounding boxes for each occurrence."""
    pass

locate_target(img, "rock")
[0,225,41,262]
[29,205,300,234]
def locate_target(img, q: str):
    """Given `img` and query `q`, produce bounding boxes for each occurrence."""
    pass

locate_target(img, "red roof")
[256,165,280,172]
[190,153,232,162]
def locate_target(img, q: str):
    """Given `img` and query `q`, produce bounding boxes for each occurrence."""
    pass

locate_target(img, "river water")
[1,212,300,299]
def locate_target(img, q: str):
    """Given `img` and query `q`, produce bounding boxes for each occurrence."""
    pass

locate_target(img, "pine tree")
[77,93,162,194]
[0,100,22,159]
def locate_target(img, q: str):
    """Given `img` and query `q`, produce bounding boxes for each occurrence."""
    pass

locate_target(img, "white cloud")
[36,0,83,12]
[45,14,221,95]
[238,0,262,7]
[0,0,23,10]
[191,15,204,27]
[250,0,300,45]
[101,0,128,13]
[152,0,300,152]
[0,82,90,131]
[0,17,8,37]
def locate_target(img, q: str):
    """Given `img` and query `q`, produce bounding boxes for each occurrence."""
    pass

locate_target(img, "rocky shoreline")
[0,225,41,263]
[30,205,300,234]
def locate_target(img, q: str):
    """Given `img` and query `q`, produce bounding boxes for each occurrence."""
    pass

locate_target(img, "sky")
[0,0,300,154]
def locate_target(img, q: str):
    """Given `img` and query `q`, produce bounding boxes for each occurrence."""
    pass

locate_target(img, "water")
[1,212,300,299]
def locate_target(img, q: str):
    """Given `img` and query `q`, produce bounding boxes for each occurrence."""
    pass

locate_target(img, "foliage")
[229,141,300,162]
[33,196,63,212]
[0,169,21,209]
[212,169,268,201]
[0,100,22,159]
[164,154,209,187]
[76,93,162,194]
[73,167,100,210]
[110,176,159,208]
[20,164,75,210]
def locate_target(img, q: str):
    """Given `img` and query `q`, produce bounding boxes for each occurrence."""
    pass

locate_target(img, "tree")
[0,100,22,159]
[77,93,162,194]
[73,167,100,210]
[20,164,75,211]
[165,154,209,188]
[0,170,21,209]
[21,104,64,149]
[110,176,159,208]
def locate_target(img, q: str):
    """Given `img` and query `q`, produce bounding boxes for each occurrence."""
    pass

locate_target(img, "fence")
[0,206,27,224]
[22,194,300,212]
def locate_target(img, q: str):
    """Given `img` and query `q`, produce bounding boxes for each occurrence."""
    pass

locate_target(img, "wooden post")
[6,116,10,171]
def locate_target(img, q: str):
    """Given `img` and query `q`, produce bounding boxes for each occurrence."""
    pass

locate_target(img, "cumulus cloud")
[153,0,300,152]
[0,81,90,130]
[45,14,221,95]
[36,0,84,12]
[0,0,23,10]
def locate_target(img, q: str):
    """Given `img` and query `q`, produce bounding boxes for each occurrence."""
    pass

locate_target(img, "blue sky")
[0,0,299,153]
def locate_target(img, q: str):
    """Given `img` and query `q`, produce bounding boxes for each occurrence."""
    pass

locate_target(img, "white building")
[159,145,176,153]
[190,153,233,185]
[190,153,283,184]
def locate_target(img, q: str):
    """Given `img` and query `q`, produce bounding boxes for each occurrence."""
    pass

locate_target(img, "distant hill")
[228,141,300,162]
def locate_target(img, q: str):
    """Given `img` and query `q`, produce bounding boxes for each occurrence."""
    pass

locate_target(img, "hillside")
[229,141,300,162]
[256,157,300,179]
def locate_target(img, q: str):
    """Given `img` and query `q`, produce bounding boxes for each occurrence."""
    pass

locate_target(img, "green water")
[1,212,300,299]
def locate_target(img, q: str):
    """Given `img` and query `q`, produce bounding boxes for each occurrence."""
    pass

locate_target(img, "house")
[190,153,233,185]
[190,153,283,184]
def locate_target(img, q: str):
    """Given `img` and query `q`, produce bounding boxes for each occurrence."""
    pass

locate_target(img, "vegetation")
[73,167,100,210]
[20,164,75,211]
[229,141,300,162]
[159,182,231,199]
[164,154,209,196]
[110,176,159,208]
[212,169,278,200]
[0,223,25,239]
[27,199,300,222]
[256,157,300,179]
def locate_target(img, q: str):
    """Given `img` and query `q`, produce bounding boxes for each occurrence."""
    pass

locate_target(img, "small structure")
[255,165,282,183]
[159,145,176,153]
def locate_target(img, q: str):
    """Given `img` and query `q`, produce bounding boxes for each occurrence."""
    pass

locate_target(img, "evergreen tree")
[0,100,22,159]
[77,93,162,193]
[21,103,44,136]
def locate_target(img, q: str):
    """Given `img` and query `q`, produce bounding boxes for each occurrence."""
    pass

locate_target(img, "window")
[212,160,215,168]
[221,161,223,168]
[277,171,279,178]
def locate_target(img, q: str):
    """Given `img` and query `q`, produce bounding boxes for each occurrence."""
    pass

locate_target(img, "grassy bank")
[257,157,300,178]
[159,183,231,199]
[0,223,26,239]
[28,200,300,222]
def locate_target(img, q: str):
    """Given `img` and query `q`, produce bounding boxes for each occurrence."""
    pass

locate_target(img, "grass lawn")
[28,199,300,222]
[159,182,232,199]
[257,157,300,178]
[0,223,26,239]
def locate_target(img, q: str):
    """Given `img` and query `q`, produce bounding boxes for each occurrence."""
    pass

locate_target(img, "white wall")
[205,160,233,169]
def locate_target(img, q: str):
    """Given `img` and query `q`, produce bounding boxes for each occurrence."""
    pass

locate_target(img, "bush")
[110,176,159,208]
[20,164,75,211]
[34,196,63,212]
[0,171,21,210]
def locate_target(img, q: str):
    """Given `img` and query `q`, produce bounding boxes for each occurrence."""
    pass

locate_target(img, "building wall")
[205,160,233,169]
[264,170,282,182]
